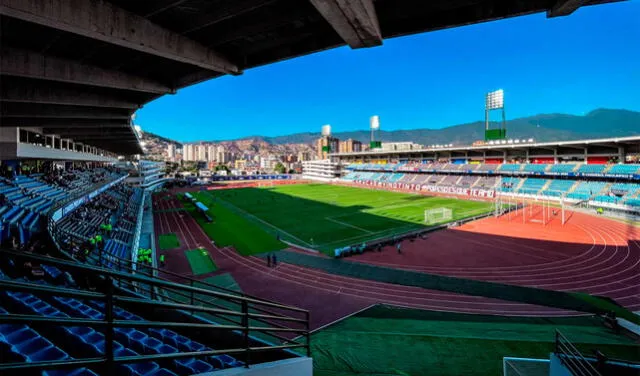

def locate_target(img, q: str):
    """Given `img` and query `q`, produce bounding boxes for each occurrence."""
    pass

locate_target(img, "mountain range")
[235,108,640,146]
[140,109,639,160]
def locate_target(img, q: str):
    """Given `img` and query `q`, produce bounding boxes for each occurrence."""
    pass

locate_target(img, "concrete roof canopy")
[0,0,619,155]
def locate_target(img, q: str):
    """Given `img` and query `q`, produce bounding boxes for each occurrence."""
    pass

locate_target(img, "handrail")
[554,330,602,376]
[0,249,310,373]
[0,249,308,313]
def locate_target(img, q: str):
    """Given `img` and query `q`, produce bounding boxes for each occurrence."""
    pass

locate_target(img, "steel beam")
[0,0,240,75]
[308,0,382,48]
[1,47,171,94]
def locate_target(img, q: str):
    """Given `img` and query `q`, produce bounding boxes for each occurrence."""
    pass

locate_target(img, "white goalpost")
[425,207,453,225]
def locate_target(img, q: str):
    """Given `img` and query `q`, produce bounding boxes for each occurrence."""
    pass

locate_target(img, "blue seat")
[175,358,214,374]
[43,367,99,376]
[146,369,178,376]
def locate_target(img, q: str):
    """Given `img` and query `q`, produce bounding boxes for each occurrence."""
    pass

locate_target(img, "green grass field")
[184,249,217,275]
[193,183,492,254]
[311,305,640,376]
[157,233,180,250]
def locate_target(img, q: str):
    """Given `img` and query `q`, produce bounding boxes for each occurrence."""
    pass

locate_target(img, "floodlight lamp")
[515,139,520,143]
[507,139,513,144]
[501,140,507,144]
[528,138,534,142]
[370,115,380,130]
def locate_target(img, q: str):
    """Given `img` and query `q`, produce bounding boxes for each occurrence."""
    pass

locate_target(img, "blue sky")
[136,1,640,142]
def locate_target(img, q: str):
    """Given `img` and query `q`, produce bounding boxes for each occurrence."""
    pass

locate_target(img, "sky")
[136,1,640,142]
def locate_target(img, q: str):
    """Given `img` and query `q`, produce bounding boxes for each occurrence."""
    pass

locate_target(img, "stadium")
[1,1,639,376]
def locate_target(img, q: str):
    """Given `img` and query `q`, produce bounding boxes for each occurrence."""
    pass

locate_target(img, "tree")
[274,162,286,174]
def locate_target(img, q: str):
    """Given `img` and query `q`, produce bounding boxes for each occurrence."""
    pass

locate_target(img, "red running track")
[348,206,640,311]
[152,194,601,330]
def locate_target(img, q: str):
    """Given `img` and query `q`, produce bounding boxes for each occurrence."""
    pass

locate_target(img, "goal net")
[424,207,453,225]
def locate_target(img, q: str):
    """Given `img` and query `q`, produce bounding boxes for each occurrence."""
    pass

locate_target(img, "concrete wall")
[0,127,18,159]
[16,143,117,162]
[199,358,312,376]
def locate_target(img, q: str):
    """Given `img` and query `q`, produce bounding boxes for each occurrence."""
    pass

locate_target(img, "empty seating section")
[439,175,460,186]
[498,164,522,172]
[476,164,498,171]
[549,164,577,173]
[474,176,497,189]
[543,180,576,197]
[523,164,548,173]
[518,178,547,195]
[608,164,640,175]
[577,164,606,174]
[0,260,244,375]
[566,181,607,201]
[458,175,479,187]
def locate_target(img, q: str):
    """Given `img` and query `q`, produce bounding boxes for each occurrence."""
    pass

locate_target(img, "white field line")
[325,216,373,234]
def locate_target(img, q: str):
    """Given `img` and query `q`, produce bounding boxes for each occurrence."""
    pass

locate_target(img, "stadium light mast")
[369,115,381,149]
[484,89,507,141]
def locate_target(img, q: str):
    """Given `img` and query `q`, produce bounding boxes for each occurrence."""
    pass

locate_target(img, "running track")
[152,194,640,329]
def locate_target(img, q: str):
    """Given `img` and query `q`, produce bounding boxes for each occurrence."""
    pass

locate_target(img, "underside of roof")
[0,0,621,155]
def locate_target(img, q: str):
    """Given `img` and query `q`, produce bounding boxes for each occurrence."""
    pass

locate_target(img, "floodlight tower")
[484,89,507,141]
[369,115,381,149]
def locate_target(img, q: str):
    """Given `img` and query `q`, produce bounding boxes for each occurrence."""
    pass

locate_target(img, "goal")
[424,207,453,225]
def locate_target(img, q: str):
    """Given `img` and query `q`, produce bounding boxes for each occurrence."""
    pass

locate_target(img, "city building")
[207,145,216,162]
[197,144,206,161]
[234,159,247,171]
[339,139,363,153]
[183,144,194,161]
[167,144,176,161]
[316,136,340,160]
[302,159,341,180]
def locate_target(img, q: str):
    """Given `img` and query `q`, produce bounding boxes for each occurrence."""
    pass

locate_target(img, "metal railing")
[554,330,602,376]
[0,249,310,374]
[78,246,309,348]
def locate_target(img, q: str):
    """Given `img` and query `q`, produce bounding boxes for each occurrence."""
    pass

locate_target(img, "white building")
[197,144,206,161]
[183,144,194,161]
[207,145,216,162]
[216,145,228,163]
[302,159,341,181]
[381,142,422,151]
[167,144,176,161]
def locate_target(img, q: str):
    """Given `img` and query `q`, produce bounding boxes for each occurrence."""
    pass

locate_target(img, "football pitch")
[192,183,493,254]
